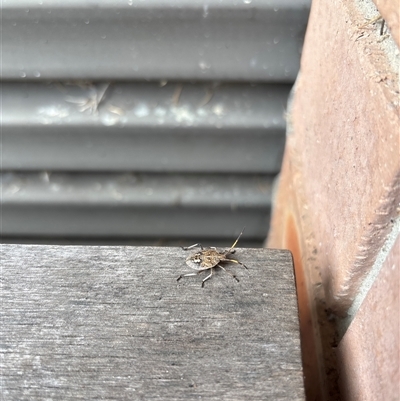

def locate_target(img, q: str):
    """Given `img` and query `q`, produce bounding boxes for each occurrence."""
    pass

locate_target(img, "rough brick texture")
[268,157,328,400]
[337,234,399,401]
[267,0,399,399]
[269,0,399,312]
[373,0,400,47]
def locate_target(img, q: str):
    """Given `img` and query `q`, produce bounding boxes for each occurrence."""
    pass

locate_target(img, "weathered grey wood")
[0,245,304,400]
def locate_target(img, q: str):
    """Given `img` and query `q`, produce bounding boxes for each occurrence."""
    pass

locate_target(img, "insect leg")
[182,243,204,251]
[222,258,248,270]
[201,268,213,288]
[217,264,239,282]
[177,271,202,282]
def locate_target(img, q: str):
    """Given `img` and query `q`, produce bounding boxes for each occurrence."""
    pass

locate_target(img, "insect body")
[177,228,248,287]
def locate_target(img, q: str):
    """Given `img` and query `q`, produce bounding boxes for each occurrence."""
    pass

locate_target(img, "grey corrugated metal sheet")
[3,0,310,81]
[3,82,289,172]
[1,172,271,239]
[1,0,310,245]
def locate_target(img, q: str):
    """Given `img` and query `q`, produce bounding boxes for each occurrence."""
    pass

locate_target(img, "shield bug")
[177,228,248,287]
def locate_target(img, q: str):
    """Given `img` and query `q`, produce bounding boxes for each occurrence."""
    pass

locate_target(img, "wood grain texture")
[0,245,304,400]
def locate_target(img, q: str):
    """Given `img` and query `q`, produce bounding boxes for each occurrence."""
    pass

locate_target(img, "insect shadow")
[177,228,248,287]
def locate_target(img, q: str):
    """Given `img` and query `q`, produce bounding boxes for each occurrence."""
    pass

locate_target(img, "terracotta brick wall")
[267,0,399,400]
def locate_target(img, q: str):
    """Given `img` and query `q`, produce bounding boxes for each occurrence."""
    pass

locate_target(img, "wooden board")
[0,244,304,400]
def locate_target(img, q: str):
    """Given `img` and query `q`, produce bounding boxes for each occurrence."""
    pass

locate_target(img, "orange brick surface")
[269,0,399,312]
[337,234,399,401]
[267,0,399,399]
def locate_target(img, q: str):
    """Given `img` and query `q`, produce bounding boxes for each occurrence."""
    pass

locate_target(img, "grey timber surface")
[0,244,304,400]
[2,0,310,81]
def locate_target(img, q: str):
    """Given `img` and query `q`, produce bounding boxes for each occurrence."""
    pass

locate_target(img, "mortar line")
[339,215,400,338]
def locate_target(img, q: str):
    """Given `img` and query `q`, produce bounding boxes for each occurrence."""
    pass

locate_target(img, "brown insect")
[177,228,248,287]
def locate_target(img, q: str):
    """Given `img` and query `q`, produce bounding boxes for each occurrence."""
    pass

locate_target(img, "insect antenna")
[228,227,245,253]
